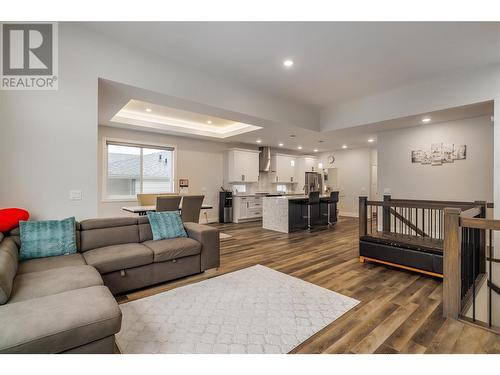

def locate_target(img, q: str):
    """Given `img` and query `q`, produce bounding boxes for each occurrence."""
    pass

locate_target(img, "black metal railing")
[360,195,478,241]
[460,226,482,314]
[444,206,498,332]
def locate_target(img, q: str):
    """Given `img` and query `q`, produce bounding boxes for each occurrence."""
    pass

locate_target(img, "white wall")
[319,148,373,217]
[0,23,317,221]
[98,126,251,222]
[377,115,494,202]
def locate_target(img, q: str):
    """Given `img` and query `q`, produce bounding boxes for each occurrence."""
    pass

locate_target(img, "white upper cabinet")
[271,154,296,183]
[302,156,319,172]
[227,148,260,183]
[295,156,319,191]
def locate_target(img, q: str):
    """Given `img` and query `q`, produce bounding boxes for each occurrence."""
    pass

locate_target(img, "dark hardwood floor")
[118,217,500,354]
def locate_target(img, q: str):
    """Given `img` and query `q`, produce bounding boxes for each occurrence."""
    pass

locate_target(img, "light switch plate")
[69,190,82,200]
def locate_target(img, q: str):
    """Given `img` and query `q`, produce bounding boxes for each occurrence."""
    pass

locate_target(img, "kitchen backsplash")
[228,171,304,194]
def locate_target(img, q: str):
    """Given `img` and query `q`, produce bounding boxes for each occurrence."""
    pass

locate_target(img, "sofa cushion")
[9,265,103,303]
[0,237,19,305]
[7,227,21,248]
[79,218,139,252]
[83,243,153,274]
[17,253,86,274]
[138,216,153,242]
[143,237,202,263]
[0,286,121,354]
[19,217,77,260]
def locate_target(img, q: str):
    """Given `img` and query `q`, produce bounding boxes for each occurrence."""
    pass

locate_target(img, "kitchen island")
[262,195,337,233]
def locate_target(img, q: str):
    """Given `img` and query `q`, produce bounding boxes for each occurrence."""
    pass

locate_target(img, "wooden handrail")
[390,198,477,206]
[460,206,482,219]
[460,217,500,230]
[443,207,462,319]
[366,200,477,210]
[359,196,368,237]
[443,202,488,321]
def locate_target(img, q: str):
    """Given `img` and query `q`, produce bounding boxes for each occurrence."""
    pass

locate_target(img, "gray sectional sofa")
[0,217,220,354]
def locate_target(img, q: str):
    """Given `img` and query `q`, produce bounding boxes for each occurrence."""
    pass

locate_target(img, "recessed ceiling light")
[283,59,294,68]
[256,139,262,144]
[207,120,212,124]
[278,143,284,147]
[368,138,374,143]
[297,146,303,150]
[313,149,318,152]
[422,117,431,123]
[145,108,152,113]
[342,144,348,149]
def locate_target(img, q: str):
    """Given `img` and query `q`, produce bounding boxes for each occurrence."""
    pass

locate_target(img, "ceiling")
[85,22,500,108]
[99,79,493,154]
[111,99,262,138]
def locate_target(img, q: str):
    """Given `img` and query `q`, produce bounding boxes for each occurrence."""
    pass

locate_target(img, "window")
[276,184,287,193]
[104,141,175,200]
[231,184,246,193]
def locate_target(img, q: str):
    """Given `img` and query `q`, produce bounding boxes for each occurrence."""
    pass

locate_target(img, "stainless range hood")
[259,146,271,172]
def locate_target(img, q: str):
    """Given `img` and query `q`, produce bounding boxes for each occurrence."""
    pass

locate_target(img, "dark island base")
[288,198,338,231]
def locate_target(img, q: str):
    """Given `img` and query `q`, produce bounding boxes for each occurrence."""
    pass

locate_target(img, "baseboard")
[203,218,218,224]
[198,214,218,224]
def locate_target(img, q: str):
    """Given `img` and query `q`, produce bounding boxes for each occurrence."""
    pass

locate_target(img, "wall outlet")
[69,190,82,200]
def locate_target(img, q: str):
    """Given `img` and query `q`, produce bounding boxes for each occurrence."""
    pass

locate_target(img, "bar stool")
[321,191,339,226]
[302,191,320,230]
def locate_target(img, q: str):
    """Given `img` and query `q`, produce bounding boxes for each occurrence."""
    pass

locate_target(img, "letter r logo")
[2,23,53,75]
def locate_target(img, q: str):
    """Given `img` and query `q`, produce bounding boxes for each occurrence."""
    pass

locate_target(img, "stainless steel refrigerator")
[305,172,323,194]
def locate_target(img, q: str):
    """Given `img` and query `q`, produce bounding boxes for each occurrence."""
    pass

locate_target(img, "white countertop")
[232,194,266,197]
[263,195,329,200]
[233,193,306,198]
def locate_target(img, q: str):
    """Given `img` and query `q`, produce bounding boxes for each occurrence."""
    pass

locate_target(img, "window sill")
[101,197,138,203]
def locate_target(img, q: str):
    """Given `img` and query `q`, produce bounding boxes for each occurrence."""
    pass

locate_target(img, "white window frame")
[231,184,247,193]
[101,137,177,202]
[276,184,288,193]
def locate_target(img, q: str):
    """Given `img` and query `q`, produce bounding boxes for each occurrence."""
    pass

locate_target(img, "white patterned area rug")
[116,265,359,354]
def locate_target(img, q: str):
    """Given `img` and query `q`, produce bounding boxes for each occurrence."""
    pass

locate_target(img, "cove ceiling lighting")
[111,99,262,139]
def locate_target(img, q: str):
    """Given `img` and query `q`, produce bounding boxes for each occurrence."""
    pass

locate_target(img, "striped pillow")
[146,211,187,240]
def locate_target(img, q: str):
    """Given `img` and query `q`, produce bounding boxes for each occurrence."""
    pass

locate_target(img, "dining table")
[122,204,213,216]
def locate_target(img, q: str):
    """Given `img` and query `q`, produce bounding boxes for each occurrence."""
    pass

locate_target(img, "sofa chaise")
[0,217,220,354]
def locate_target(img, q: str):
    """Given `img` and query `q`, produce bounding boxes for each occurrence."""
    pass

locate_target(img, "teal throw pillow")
[147,211,187,240]
[19,217,77,261]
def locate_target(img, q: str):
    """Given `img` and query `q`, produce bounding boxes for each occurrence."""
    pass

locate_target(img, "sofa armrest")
[184,222,220,270]
[0,286,121,354]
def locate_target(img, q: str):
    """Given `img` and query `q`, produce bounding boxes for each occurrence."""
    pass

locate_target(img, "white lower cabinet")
[233,196,262,223]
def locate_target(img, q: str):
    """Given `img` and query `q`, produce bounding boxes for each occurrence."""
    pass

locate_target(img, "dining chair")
[156,195,182,212]
[137,193,176,206]
[181,195,205,223]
